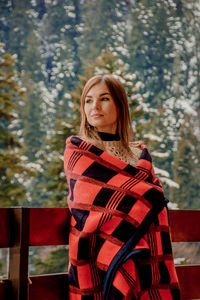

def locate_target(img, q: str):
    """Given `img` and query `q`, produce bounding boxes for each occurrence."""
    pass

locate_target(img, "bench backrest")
[0,208,199,300]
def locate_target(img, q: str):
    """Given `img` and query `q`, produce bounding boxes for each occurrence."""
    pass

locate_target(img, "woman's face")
[84,81,118,134]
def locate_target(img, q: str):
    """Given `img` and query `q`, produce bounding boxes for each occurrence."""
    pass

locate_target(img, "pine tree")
[161,0,200,208]
[143,105,180,206]
[127,1,183,104]
[78,0,131,64]
[0,45,34,207]
[19,29,45,161]
[27,0,82,137]
[126,0,200,207]
[0,1,46,161]
[169,119,200,209]
[8,0,32,71]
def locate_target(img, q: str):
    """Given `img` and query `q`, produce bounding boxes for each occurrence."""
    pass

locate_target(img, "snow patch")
[154,167,169,177]
[151,151,169,158]
[160,177,180,188]
[143,133,162,142]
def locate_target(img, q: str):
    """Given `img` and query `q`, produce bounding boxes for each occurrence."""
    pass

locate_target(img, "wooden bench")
[0,207,199,300]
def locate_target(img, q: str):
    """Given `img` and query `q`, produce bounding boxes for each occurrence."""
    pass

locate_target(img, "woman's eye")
[101,97,109,101]
[85,99,92,104]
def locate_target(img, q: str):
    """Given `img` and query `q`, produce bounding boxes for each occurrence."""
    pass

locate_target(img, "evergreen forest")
[0,0,200,276]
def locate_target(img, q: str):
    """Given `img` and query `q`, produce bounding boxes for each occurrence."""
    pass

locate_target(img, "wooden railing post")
[9,207,30,300]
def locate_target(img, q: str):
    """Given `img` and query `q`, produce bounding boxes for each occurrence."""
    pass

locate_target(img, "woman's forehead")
[86,81,110,96]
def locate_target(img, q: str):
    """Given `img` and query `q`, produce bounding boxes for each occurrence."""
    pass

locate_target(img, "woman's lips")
[92,114,104,117]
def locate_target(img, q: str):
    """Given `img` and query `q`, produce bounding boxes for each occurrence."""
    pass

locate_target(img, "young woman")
[64,74,180,299]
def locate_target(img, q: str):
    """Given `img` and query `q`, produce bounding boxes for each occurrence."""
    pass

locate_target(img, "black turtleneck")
[98,131,120,141]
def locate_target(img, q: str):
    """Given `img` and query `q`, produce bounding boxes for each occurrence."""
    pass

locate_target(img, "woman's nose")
[92,99,100,109]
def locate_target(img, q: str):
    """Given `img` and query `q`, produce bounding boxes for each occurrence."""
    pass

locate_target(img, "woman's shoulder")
[128,141,143,162]
[65,135,82,144]
[65,135,94,152]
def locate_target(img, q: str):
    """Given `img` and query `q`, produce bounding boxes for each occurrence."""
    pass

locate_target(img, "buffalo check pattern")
[64,136,180,300]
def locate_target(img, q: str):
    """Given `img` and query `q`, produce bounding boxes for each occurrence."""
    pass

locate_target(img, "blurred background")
[0,0,200,279]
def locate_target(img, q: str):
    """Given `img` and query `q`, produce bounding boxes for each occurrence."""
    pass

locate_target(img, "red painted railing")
[0,208,200,300]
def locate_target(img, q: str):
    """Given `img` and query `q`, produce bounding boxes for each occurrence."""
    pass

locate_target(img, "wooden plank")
[169,210,200,242]
[176,265,200,299]
[9,207,30,300]
[29,208,70,246]
[29,273,68,300]
[0,208,11,247]
[2,266,200,300]
[0,208,199,247]
[20,266,200,300]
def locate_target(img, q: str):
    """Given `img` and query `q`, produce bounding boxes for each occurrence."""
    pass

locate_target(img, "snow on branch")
[160,177,179,189]
[151,151,169,158]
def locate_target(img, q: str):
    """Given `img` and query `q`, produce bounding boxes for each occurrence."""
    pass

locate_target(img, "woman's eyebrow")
[85,92,110,98]
[100,92,110,96]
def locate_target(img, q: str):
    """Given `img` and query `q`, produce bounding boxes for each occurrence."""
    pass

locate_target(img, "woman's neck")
[98,131,120,141]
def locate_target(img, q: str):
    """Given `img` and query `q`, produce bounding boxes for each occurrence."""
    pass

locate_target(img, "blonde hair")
[79,74,134,150]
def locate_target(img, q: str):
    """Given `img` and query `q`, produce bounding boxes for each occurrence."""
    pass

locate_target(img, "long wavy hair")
[79,74,134,150]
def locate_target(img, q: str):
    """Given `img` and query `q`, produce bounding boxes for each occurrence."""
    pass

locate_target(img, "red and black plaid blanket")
[64,136,180,300]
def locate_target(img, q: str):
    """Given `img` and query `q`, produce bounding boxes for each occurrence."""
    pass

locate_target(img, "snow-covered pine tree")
[170,118,200,209]
[0,45,35,207]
